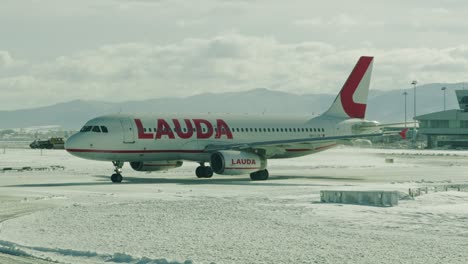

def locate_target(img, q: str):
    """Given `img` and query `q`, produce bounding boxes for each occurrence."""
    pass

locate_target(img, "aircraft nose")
[65,133,83,154]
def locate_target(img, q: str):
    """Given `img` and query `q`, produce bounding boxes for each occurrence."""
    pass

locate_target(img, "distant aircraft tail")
[399,128,409,140]
[323,56,374,119]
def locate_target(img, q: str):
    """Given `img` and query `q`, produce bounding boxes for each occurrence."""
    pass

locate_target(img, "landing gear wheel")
[111,161,124,183]
[250,169,269,181]
[111,173,123,183]
[196,166,213,178]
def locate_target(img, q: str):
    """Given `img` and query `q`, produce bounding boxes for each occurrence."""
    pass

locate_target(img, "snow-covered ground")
[0,147,467,264]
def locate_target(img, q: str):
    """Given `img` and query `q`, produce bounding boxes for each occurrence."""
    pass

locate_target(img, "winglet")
[323,56,374,119]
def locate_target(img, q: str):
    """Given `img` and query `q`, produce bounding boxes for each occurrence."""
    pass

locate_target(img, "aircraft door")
[120,118,135,144]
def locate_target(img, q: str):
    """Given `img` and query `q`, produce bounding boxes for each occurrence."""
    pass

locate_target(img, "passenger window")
[92,126,101,133]
[254,128,257,132]
[100,126,108,133]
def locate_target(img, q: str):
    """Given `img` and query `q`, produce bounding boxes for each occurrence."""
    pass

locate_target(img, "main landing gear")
[111,161,124,183]
[250,169,269,181]
[195,163,213,178]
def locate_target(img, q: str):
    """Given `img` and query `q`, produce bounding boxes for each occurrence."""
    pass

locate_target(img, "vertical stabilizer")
[323,56,373,119]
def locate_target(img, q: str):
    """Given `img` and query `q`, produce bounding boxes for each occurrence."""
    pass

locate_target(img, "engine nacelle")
[210,150,267,175]
[130,160,183,172]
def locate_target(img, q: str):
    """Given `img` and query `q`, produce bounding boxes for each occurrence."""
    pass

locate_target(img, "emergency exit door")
[120,118,135,143]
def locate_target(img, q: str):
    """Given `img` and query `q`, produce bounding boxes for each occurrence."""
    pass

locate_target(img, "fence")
[408,184,468,198]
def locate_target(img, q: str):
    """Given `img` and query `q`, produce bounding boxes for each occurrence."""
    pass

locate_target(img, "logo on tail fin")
[340,56,373,118]
[324,56,374,119]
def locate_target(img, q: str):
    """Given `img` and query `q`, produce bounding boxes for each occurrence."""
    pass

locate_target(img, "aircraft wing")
[204,132,383,154]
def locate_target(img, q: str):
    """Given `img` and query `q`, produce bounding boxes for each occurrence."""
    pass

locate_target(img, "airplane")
[65,56,383,183]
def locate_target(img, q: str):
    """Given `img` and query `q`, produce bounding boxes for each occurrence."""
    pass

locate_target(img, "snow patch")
[0,240,191,264]
[0,240,31,257]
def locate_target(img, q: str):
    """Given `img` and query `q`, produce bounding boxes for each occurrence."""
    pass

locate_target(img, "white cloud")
[2,34,468,110]
[293,18,323,27]
[292,14,358,29]
[1,1,468,109]
[329,14,359,27]
[0,51,13,68]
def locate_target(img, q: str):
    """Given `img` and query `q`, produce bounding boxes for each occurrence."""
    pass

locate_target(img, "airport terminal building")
[415,90,468,149]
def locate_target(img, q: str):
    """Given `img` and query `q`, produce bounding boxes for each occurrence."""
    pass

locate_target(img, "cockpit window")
[80,126,92,132]
[80,125,108,133]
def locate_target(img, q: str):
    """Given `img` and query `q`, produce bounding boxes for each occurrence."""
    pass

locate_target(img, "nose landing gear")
[111,161,124,183]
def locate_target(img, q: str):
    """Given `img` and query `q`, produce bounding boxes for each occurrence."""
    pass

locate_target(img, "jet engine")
[130,160,183,172]
[210,150,267,175]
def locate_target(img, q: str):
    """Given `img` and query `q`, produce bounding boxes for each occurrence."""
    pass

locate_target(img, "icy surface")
[0,147,468,263]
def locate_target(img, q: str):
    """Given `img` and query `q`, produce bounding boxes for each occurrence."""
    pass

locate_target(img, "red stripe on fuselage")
[314,144,337,151]
[224,167,261,170]
[66,149,204,154]
[144,164,180,166]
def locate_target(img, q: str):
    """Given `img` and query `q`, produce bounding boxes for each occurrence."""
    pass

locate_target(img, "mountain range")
[0,83,463,129]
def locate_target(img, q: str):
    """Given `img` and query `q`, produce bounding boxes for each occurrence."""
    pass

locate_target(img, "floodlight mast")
[411,80,418,147]
[403,91,408,128]
[441,86,447,111]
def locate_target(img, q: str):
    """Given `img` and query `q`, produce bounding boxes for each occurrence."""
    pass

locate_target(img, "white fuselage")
[65,113,378,163]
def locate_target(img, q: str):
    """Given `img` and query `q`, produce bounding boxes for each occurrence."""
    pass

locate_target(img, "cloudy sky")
[1,0,468,110]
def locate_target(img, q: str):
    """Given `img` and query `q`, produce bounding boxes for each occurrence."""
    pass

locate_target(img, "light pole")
[441,86,447,111]
[411,80,418,147]
[412,80,418,119]
[403,91,408,128]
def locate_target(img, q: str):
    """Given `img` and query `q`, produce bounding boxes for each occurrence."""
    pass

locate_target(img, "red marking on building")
[399,128,409,140]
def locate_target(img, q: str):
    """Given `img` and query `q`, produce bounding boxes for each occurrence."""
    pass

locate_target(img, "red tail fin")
[324,56,374,119]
